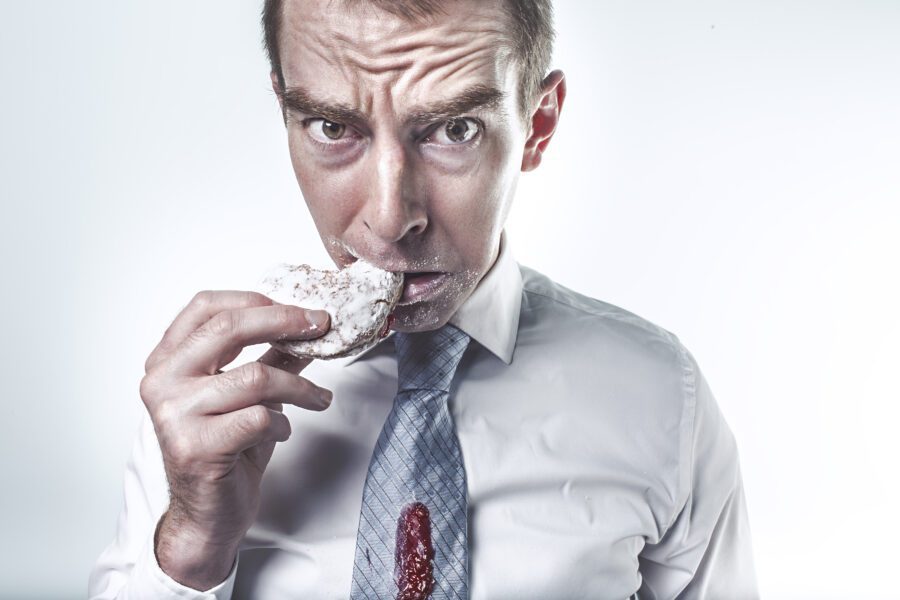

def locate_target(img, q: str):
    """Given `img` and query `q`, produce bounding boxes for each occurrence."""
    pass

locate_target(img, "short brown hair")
[261,0,554,120]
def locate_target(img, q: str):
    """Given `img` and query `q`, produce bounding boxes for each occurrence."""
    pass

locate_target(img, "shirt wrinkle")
[520,269,681,349]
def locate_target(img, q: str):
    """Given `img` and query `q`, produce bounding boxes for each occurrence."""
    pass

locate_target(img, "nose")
[362,137,428,243]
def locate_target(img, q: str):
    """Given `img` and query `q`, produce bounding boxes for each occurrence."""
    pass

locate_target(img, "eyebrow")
[407,85,507,124]
[281,88,366,125]
[280,84,507,126]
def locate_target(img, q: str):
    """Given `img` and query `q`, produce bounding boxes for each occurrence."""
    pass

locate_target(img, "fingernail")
[318,388,333,408]
[309,310,330,330]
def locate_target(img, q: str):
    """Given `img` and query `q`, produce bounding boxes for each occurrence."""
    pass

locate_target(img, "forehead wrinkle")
[387,22,509,85]
[282,5,383,96]
[281,1,513,126]
[316,32,369,92]
[327,28,415,75]
[320,11,449,76]
[282,25,359,96]
[368,22,506,57]
[287,29,382,121]
[335,36,466,77]
[400,46,504,103]
[332,40,507,124]
[325,11,508,77]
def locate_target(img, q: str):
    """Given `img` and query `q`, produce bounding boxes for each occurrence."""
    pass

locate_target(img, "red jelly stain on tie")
[380,313,396,338]
[394,502,435,600]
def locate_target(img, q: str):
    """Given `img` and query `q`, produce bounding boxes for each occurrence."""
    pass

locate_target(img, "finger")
[244,439,277,473]
[195,361,332,414]
[257,346,313,375]
[146,291,277,373]
[168,304,330,376]
[213,405,292,454]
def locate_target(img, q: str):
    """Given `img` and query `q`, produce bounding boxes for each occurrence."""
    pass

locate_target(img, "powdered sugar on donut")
[259,260,403,359]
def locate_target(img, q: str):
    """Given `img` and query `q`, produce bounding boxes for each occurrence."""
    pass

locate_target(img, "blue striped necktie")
[350,324,471,599]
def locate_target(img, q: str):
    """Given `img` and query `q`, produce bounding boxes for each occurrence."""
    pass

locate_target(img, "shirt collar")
[343,231,522,366]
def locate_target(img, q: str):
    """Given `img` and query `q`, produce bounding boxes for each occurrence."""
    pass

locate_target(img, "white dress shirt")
[89,234,759,599]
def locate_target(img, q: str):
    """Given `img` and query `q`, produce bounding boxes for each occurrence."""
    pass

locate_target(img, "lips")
[338,249,448,306]
[399,272,448,304]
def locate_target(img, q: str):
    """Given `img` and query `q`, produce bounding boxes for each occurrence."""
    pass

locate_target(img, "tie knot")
[394,324,471,393]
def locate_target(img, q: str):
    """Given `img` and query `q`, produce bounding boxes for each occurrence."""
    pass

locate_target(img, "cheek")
[477,137,519,216]
[427,137,517,260]
[287,132,363,232]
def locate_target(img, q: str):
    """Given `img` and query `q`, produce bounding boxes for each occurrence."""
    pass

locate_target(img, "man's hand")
[139,290,332,590]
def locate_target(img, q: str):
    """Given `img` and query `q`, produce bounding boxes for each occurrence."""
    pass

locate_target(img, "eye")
[306,119,350,143]
[428,118,481,145]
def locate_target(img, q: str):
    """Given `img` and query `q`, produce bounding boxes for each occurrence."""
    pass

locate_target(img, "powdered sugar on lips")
[398,273,449,305]
[258,259,403,359]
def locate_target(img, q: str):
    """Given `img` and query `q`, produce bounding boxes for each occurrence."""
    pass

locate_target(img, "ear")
[521,70,566,172]
[270,71,287,124]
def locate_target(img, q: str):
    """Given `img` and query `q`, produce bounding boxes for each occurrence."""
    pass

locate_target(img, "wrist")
[154,510,241,591]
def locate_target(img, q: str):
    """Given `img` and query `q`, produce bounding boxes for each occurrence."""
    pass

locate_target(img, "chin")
[390,301,455,333]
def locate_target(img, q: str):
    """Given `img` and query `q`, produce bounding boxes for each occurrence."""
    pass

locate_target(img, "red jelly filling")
[380,313,396,338]
[394,502,435,600]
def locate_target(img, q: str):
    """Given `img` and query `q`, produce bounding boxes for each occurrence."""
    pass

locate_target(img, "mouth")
[336,246,448,306]
[398,272,449,305]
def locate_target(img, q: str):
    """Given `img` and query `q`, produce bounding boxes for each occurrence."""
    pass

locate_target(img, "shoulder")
[517,264,691,381]
[515,263,698,435]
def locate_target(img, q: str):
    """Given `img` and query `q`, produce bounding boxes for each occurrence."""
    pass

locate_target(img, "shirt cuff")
[130,529,238,599]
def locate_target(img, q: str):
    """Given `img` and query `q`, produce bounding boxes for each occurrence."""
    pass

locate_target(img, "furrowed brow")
[280,86,366,125]
[279,84,507,126]
[406,85,507,125]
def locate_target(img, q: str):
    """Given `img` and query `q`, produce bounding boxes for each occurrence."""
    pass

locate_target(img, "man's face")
[277,0,529,332]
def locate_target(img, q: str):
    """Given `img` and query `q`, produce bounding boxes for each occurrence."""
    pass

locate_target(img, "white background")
[1,1,898,598]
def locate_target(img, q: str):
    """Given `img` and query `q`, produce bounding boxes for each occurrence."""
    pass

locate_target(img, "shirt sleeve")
[637,345,760,600]
[88,412,239,600]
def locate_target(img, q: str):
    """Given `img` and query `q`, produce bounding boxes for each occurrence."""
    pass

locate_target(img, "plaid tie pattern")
[350,324,471,599]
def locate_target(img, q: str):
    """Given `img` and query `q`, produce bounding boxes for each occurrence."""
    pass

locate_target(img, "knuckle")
[243,290,272,307]
[238,361,270,391]
[152,399,181,431]
[166,432,197,466]
[191,290,215,309]
[245,404,271,432]
[230,405,270,443]
[206,310,238,339]
[139,373,160,406]
[143,353,157,374]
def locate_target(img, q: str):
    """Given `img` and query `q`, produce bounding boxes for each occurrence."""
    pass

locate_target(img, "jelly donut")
[260,259,403,359]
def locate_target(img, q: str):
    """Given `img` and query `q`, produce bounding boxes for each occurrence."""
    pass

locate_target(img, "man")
[89,0,758,598]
